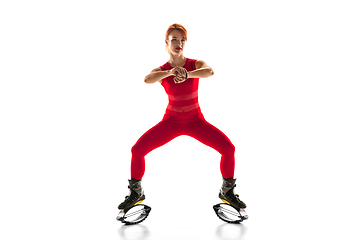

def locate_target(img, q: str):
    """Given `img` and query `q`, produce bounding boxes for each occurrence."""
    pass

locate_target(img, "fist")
[172,66,187,84]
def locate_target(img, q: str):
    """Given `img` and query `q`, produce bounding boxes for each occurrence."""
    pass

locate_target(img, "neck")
[168,53,186,67]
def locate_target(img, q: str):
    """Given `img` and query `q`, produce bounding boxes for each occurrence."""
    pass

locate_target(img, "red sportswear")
[130,58,235,180]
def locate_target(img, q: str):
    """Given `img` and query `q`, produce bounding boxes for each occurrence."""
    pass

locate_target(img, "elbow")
[144,75,151,84]
[144,78,155,84]
[209,68,214,76]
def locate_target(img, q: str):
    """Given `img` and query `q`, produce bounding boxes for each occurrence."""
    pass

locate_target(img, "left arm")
[187,60,214,78]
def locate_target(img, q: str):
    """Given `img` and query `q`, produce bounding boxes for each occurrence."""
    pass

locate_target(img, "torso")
[159,58,197,83]
[159,58,201,114]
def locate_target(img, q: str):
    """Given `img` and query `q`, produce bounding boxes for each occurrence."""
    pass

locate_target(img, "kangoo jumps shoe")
[118,179,146,212]
[219,177,247,210]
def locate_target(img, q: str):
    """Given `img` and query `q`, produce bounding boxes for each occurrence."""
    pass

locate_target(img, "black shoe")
[219,177,247,210]
[118,179,146,212]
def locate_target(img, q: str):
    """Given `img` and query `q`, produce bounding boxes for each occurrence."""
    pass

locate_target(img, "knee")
[221,142,235,155]
[131,144,144,157]
[228,143,235,153]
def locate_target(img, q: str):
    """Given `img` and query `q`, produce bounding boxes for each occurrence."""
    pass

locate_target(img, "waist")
[166,103,200,113]
[164,107,204,120]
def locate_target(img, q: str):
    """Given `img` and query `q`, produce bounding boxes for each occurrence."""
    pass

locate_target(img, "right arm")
[144,67,174,84]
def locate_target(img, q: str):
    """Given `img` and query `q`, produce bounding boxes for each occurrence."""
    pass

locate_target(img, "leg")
[131,119,181,180]
[185,117,247,210]
[185,118,235,179]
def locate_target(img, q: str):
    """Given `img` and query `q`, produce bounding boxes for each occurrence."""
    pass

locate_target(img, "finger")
[180,67,187,74]
[175,75,185,83]
[176,70,185,79]
[180,67,187,76]
[176,73,185,80]
[174,76,180,83]
[174,66,181,72]
[175,72,185,80]
[176,75,185,83]
[170,69,177,76]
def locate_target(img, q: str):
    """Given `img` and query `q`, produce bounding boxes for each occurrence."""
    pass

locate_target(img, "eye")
[181,39,185,42]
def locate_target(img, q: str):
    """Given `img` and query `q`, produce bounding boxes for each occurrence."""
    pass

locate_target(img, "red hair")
[165,23,187,40]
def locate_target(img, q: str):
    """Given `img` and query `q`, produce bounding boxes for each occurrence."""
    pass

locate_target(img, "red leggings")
[131,111,235,180]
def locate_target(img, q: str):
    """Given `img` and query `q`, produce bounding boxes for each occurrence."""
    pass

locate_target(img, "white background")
[1,0,359,239]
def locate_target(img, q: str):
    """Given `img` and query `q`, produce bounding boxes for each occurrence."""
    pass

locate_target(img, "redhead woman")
[118,23,246,212]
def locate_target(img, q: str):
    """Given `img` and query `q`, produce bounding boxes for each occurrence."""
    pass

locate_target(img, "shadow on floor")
[118,224,150,240]
[215,223,247,240]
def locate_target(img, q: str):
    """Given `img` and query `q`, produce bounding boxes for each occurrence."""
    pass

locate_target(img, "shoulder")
[159,61,171,71]
[185,58,198,70]
[195,60,209,69]
[151,67,162,73]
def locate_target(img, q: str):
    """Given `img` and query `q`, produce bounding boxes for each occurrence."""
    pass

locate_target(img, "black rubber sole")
[116,204,151,225]
[213,203,248,224]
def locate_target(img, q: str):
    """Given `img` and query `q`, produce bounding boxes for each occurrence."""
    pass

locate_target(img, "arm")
[187,60,214,79]
[144,67,172,84]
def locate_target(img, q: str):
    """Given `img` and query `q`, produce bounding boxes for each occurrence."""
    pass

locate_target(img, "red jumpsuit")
[131,58,235,180]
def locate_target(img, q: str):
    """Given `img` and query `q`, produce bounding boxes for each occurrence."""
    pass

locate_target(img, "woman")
[118,23,246,212]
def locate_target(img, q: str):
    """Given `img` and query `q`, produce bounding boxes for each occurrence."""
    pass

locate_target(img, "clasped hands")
[170,66,188,84]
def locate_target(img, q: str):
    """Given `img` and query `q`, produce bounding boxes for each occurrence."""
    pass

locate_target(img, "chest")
[161,77,199,96]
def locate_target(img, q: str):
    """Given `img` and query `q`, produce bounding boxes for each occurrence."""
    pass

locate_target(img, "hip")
[163,107,204,121]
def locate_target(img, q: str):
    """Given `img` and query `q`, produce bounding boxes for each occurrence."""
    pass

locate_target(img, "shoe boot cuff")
[128,179,142,194]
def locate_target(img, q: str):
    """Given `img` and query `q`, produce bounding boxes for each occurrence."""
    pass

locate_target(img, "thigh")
[185,118,234,153]
[132,119,182,155]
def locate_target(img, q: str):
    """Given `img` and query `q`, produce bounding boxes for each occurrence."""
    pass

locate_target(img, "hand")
[171,66,188,84]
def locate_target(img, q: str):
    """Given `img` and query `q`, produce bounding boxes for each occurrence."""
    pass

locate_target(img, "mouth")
[176,47,182,50]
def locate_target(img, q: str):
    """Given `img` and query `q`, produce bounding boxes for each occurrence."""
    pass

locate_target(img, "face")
[166,29,186,55]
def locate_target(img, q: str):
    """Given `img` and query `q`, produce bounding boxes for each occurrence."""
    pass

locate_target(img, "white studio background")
[1,0,359,240]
